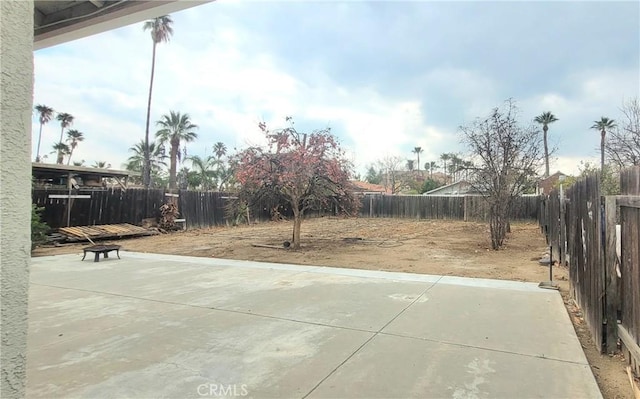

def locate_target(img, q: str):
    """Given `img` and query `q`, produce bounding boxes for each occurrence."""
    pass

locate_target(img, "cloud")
[31,0,639,178]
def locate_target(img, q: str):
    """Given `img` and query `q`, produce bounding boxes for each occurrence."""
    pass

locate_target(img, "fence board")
[541,170,640,356]
[34,189,540,230]
[619,166,640,373]
[358,195,538,221]
[546,174,605,352]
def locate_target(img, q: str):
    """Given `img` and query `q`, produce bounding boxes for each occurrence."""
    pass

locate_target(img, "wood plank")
[605,195,620,354]
[617,196,640,209]
[48,194,91,199]
[619,325,640,375]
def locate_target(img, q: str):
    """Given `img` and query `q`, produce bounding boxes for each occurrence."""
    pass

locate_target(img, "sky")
[32,0,640,176]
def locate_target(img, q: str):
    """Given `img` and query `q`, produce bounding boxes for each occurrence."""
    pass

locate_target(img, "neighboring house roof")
[32,163,139,189]
[423,180,476,196]
[537,171,568,195]
[32,162,137,179]
[348,180,391,194]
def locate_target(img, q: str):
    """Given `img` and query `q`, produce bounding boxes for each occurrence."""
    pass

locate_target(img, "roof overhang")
[32,162,139,179]
[34,0,212,50]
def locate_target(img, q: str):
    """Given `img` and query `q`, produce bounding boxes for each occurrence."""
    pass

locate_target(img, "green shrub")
[31,204,50,250]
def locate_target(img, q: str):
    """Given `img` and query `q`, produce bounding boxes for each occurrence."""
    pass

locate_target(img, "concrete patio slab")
[382,282,587,363]
[308,334,600,399]
[27,252,602,398]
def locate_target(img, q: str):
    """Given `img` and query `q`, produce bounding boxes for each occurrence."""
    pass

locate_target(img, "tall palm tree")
[440,153,451,183]
[65,129,84,165]
[34,104,54,162]
[55,112,74,164]
[426,161,438,178]
[413,147,423,172]
[213,141,227,160]
[142,15,174,188]
[534,111,558,177]
[156,111,198,190]
[52,142,70,164]
[450,154,466,182]
[591,117,617,172]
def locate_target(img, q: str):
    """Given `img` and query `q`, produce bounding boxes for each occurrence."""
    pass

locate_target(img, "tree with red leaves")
[234,118,360,249]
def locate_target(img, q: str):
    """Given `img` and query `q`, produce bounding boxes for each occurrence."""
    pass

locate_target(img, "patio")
[27,252,602,398]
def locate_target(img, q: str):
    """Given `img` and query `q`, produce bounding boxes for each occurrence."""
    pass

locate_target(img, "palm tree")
[52,142,70,164]
[213,142,227,160]
[534,111,559,177]
[142,15,174,188]
[92,161,109,168]
[65,129,84,165]
[411,147,424,172]
[591,117,617,172]
[449,154,463,182]
[440,153,451,183]
[189,155,218,190]
[72,160,85,167]
[406,159,415,171]
[425,161,438,178]
[412,147,423,172]
[34,104,54,162]
[55,112,74,164]
[156,111,198,190]
[126,140,167,173]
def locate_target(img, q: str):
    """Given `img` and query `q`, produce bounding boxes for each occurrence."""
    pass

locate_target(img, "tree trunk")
[57,127,65,164]
[35,123,43,162]
[169,142,178,190]
[143,41,158,188]
[543,126,549,178]
[291,207,302,249]
[66,147,74,165]
[601,130,606,172]
[443,161,447,183]
[489,199,510,249]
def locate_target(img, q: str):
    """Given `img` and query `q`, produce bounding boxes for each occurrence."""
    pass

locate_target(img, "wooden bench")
[82,244,121,262]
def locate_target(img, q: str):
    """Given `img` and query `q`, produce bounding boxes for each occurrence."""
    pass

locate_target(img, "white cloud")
[31,1,638,180]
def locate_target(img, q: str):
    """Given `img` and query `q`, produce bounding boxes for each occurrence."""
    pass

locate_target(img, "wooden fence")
[541,174,605,352]
[32,188,292,230]
[541,166,640,375]
[566,174,604,352]
[360,194,540,221]
[34,188,541,230]
[33,188,166,229]
[617,167,640,374]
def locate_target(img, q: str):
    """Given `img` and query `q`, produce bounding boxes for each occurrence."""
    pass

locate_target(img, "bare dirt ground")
[33,217,634,399]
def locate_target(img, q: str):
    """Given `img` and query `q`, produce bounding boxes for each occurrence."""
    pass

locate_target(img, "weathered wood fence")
[540,166,640,375]
[34,189,540,230]
[360,194,540,221]
[617,168,640,374]
[32,189,289,229]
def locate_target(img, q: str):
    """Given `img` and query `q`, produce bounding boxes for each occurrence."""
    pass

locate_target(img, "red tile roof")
[348,180,391,194]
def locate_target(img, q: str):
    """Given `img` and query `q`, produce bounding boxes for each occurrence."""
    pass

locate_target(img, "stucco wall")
[0,1,34,398]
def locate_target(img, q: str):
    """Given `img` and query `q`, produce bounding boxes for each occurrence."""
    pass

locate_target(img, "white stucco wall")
[0,1,34,398]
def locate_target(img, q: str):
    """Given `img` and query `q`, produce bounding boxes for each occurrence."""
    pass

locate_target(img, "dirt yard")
[33,217,634,399]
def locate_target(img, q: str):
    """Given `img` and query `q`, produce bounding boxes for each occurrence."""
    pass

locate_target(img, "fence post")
[369,195,373,218]
[604,195,619,354]
[559,186,567,266]
[463,196,468,222]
